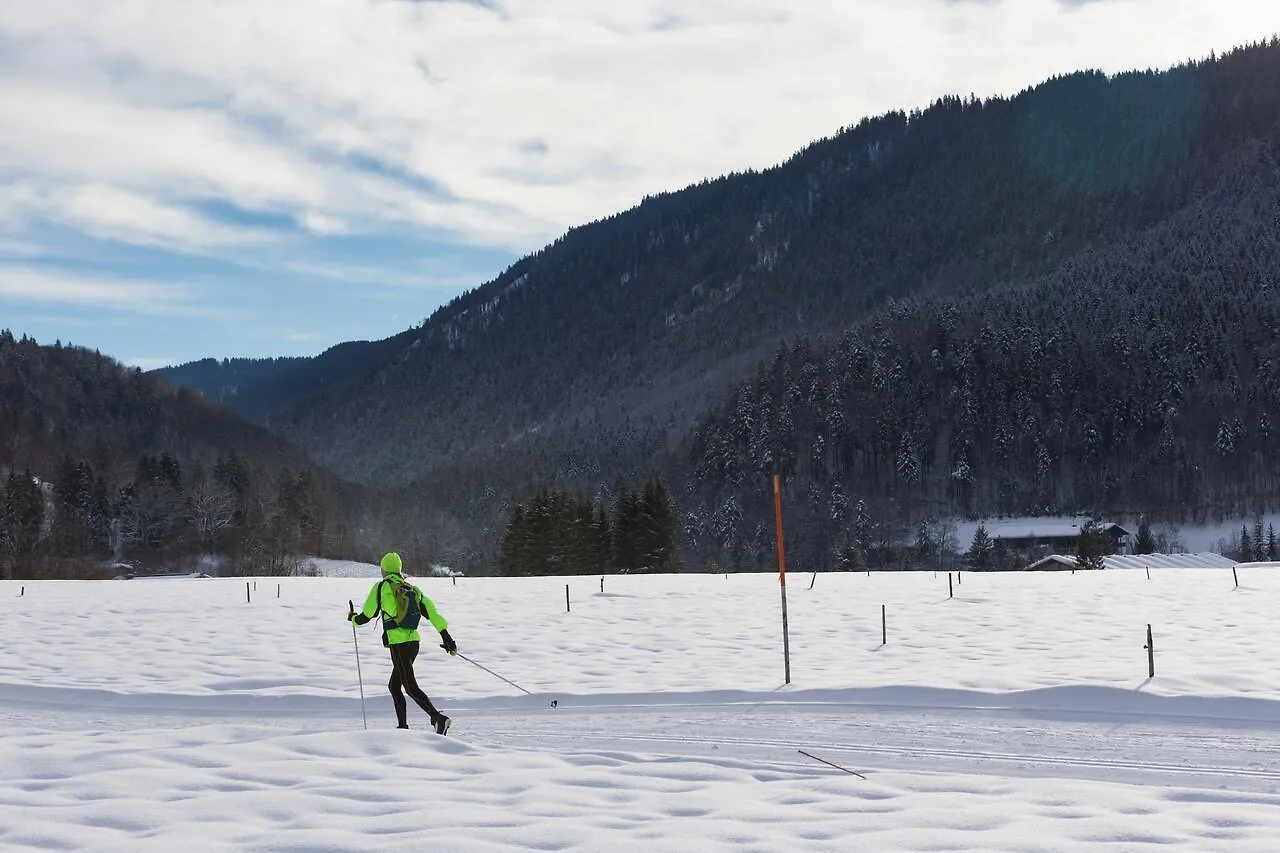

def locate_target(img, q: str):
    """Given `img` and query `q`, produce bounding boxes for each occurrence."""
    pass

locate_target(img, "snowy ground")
[3,568,1280,851]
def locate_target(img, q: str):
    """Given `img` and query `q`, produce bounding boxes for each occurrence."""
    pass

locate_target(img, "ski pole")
[451,651,534,696]
[349,600,368,730]
[798,750,867,779]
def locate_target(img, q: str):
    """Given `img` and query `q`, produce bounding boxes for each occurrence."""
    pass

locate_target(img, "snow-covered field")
[3,568,1280,851]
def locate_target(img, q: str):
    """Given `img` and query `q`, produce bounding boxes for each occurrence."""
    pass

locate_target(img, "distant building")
[1023,552,1237,571]
[981,519,1130,556]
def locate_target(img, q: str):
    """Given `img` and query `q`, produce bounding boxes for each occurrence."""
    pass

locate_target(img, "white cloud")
[0,266,200,315]
[52,185,272,251]
[280,259,480,292]
[1,0,1278,261]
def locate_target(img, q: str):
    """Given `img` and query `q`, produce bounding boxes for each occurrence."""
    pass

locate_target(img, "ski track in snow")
[8,686,1280,793]
[4,571,1280,851]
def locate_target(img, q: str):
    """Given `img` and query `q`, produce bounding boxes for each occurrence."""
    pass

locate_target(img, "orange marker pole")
[773,474,792,684]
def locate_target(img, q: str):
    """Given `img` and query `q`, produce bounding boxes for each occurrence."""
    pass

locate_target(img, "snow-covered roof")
[983,520,1130,540]
[1025,552,1237,571]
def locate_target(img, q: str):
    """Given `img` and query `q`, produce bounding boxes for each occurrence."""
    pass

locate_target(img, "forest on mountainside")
[113,39,1280,573]
[156,333,409,423]
[0,333,466,578]
[681,158,1280,572]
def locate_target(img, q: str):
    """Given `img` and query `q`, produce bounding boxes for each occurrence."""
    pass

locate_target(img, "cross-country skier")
[348,552,458,734]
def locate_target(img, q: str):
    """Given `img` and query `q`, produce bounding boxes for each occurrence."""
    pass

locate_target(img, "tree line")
[0,452,344,579]
[497,479,681,576]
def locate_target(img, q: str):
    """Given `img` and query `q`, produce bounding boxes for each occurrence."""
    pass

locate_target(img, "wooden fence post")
[881,604,886,645]
[566,584,570,613]
[246,582,251,604]
[1233,567,1239,589]
[948,573,953,599]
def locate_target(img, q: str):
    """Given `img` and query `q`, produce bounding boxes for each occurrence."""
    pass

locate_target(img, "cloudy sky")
[2,0,1278,369]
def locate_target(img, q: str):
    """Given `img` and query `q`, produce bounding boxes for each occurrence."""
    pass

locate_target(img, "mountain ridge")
[155,39,1280,572]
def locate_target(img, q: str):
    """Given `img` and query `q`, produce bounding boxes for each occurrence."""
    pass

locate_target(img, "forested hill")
[156,333,411,423]
[266,42,1280,481]
[157,40,1280,573]
[0,333,315,474]
[683,153,1280,572]
[0,333,366,578]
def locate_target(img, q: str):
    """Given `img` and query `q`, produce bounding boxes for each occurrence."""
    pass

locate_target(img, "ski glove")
[440,629,458,655]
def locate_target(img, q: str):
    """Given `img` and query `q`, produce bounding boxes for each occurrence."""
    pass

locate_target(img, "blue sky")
[2,0,1278,370]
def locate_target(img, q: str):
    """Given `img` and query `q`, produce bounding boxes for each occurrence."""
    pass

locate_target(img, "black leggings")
[388,641,442,728]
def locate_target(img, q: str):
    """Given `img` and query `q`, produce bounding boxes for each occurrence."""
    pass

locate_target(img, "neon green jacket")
[354,573,448,646]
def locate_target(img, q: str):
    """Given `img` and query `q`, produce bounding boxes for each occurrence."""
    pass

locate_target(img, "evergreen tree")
[0,475,10,580]
[1239,524,1253,563]
[497,505,529,577]
[1076,520,1107,571]
[851,499,872,565]
[913,519,935,569]
[636,479,681,573]
[835,539,866,572]
[50,457,109,560]
[1134,517,1157,555]
[2,470,45,577]
[612,487,642,573]
[966,522,995,571]
[590,504,612,574]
